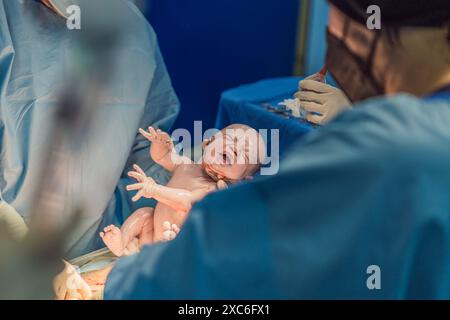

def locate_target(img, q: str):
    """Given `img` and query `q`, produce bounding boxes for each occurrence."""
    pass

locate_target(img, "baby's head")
[201,124,266,183]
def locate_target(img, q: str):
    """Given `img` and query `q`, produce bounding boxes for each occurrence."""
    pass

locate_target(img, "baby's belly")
[151,168,217,241]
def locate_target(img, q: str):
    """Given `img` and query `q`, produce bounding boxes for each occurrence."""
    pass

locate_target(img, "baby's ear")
[202,135,216,149]
[202,138,212,149]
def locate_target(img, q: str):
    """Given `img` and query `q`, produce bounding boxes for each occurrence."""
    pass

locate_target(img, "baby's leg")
[123,209,154,255]
[101,207,154,257]
[121,207,154,248]
[138,211,155,246]
[100,225,124,257]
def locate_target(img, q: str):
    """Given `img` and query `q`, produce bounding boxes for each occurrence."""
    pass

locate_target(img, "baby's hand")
[139,127,174,162]
[127,164,157,201]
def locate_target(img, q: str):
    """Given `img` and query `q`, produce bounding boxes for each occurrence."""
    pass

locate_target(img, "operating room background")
[144,0,330,133]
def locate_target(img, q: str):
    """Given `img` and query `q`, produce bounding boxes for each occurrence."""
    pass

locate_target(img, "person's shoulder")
[290,94,450,171]
[343,94,450,145]
[345,93,450,126]
[329,94,450,166]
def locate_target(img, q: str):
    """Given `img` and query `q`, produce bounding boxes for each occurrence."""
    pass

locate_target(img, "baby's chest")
[167,165,216,191]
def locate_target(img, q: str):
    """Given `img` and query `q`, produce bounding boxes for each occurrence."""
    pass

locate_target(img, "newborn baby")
[100,124,266,256]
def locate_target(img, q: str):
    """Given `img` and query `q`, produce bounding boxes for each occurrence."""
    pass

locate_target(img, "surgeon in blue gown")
[106,0,450,299]
[0,0,179,258]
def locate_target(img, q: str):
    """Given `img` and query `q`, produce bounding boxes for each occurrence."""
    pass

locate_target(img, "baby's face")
[201,125,264,182]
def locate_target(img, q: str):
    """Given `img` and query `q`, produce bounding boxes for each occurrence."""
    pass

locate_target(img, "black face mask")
[326,25,385,103]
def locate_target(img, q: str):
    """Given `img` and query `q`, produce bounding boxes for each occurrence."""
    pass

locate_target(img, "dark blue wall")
[145,0,301,132]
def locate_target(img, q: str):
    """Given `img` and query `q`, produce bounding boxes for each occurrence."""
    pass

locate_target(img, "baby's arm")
[121,207,154,247]
[139,127,192,172]
[148,185,209,213]
[127,165,213,213]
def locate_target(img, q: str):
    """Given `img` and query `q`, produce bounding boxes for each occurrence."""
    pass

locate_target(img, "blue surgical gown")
[105,92,450,299]
[0,0,179,258]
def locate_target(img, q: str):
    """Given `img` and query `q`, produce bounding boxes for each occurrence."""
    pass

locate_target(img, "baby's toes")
[163,221,171,231]
[103,232,112,241]
[111,226,120,235]
[162,230,172,241]
[172,224,180,234]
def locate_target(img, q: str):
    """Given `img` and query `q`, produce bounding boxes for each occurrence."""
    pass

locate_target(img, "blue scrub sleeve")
[105,95,450,299]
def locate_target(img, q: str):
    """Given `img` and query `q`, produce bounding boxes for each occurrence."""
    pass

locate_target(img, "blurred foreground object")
[0,0,133,299]
[0,0,178,260]
[0,202,78,299]
[0,202,28,240]
[54,248,117,300]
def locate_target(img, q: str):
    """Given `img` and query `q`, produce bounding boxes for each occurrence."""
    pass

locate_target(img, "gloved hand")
[53,261,92,300]
[295,80,352,125]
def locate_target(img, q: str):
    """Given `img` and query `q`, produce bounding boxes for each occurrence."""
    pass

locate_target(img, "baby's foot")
[100,225,124,256]
[162,221,180,242]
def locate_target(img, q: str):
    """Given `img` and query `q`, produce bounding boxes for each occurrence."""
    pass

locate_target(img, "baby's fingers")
[128,171,145,182]
[133,164,146,176]
[126,183,144,191]
[160,132,172,145]
[132,190,144,202]
[156,129,165,142]
[148,127,157,137]
[139,128,155,141]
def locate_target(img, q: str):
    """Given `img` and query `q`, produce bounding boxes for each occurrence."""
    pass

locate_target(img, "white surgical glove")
[53,261,92,300]
[295,80,352,125]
